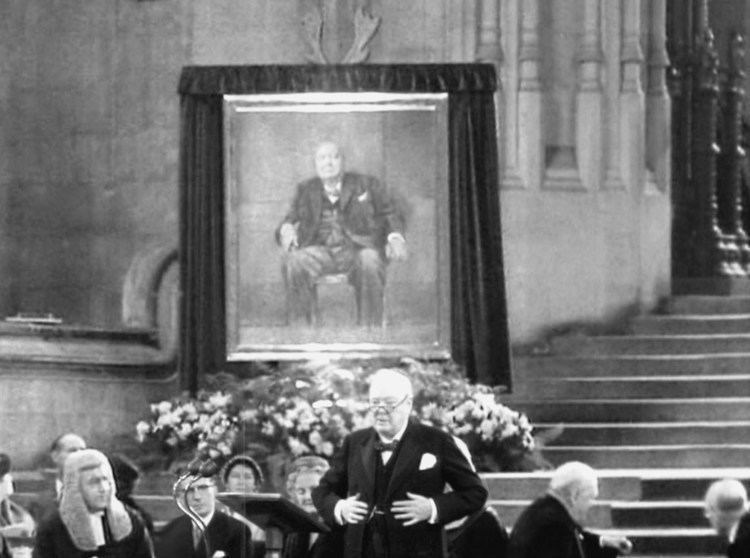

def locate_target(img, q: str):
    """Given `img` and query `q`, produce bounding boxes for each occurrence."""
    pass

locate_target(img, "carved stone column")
[619,0,645,191]
[576,0,604,190]
[602,0,623,189]
[690,29,730,278]
[484,0,523,189]
[477,0,521,190]
[518,0,542,189]
[722,34,750,272]
[646,0,671,192]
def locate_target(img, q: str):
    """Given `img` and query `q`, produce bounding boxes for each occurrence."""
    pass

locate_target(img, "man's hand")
[385,234,407,261]
[279,223,298,251]
[600,535,633,555]
[339,493,369,524]
[391,492,432,526]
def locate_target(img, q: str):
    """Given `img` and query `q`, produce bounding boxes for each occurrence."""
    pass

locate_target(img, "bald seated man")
[276,141,407,327]
[312,368,487,558]
[51,434,87,498]
[508,461,632,558]
[704,478,750,557]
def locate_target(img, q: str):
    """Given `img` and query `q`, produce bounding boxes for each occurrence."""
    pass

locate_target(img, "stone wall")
[0,0,673,346]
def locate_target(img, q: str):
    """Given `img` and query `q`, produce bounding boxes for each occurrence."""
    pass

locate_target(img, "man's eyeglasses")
[368,394,410,413]
[186,483,215,495]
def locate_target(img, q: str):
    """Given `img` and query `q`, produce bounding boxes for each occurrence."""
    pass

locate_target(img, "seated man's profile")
[276,141,407,327]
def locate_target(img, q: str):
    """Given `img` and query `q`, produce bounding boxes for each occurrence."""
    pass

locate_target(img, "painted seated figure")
[276,141,407,327]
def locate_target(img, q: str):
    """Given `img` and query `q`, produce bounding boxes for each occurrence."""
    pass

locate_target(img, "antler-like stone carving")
[341,6,381,64]
[301,5,328,64]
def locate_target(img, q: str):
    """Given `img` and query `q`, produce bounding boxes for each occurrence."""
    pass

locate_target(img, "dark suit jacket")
[32,507,153,558]
[507,495,618,558]
[312,421,488,558]
[154,510,253,558]
[282,528,344,558]
[447,507,509,558]
[728,512,750,558]
[277,172,404,251]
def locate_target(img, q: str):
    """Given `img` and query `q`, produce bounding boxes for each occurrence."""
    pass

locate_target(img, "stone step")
[611,501,708,528]
[488,500,612,528]
[640,474,750,501]
[542,445,750,469]
[539,421,750,446]
[631,314,750,335]
[665,295,750,315]
[514,398,750,422]
[514,375,750,400]
[513,353,750,378]
[481,472,642,501]
[598,528,723,555]
[550,333,750,356]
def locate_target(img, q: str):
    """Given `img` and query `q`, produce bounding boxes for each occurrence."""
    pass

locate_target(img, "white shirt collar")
[729,519,740,543]
[194,510,214,528]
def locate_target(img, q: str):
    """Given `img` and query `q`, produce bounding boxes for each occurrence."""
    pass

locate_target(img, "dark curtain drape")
[178,64,511,391]
[179,94,226,394]
[449,93,510,386]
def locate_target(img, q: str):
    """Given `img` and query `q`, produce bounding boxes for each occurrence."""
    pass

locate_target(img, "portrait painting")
[223,92,450,360]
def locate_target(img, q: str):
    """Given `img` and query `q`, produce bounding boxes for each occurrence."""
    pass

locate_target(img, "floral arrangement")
[135,359,545,476]
[135,391,239,466]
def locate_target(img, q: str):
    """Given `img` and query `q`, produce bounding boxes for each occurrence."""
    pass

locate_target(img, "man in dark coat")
[155,475,253,558]
[507,461,632,558]
[277,141,407,326]
[33,449,153,558]
[312,369,488,558]
[704,478,750,558]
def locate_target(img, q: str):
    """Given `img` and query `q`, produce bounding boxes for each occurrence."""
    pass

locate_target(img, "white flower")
[182,403,198,420]
[312,399,333,409]
[135,421,151,442]
[177,422,193,440]
[295,380,311,389]
[208,392,231,408]
[321,441,335,456]
[156,401,172,415]
[479,419,496,441]
[288,437,310,456]
[261,421,276,437]
[308,430,323,447]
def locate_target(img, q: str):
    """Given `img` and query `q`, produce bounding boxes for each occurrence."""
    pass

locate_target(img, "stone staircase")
[501,295,750,558]
[8,295,750,558]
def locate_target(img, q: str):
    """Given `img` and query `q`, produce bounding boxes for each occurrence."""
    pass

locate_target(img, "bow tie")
[374,440,399,452]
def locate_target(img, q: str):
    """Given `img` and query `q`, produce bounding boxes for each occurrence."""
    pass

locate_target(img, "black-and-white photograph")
[1,1,747,558]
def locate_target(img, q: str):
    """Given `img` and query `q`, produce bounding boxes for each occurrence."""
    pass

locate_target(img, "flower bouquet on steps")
[135,359,549,481]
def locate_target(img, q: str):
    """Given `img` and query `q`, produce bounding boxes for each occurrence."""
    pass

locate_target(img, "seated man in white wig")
[704,478,750,558]
[508,461,632,558]
[33,448,153,558]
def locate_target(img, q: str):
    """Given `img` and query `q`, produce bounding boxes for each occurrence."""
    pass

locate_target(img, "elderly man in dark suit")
[277,141,407,326]
[155,474,253,558]
[508,461,632,558]
[704,478,750,558]
[312,368,487,558]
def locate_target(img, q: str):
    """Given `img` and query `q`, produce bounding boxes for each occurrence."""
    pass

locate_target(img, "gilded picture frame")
[223,92,451,361]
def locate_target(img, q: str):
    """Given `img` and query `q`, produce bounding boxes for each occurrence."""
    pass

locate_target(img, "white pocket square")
[419,453,437,470]
[357,191,369,202]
